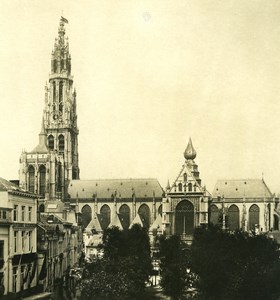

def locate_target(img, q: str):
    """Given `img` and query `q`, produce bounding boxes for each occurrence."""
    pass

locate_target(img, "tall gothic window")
[59,81,63,112]
[119,204,130,230]
[53,82,56,103]
[28,165,35,193]
[53,60,57,73]
[138,204,150,228]
[158,204,162,216]
[228,205,240,231]
[58,135,64,152]
[209,205,219,225]
[248,204,260,230]
[81,205,92,229]
[100,205,111,230]
[39,165,46,197]
[188,182,192,192]
[48,135,54,150]
[175,200,194,235]
[57,162,62,192]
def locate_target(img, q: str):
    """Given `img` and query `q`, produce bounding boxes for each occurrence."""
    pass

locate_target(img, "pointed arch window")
[39,165,46,197]
[228,205,240,231]
[53,82,56,102]
[58,135,64,152]
[158,204,162,216]
[48,135,54,151]
[59,81,63,112]
[249,204,260,230]
[28,165,35,193]
[81,205,92,229]
[175,200,194,235]
[57,162,62,192]
[188,183,192,192]
[183,173,187,182]
[119,204,130,230]
[138,204,150,228]
[178,183,182,192]
[209,205,219,225]
[100,205,111,230]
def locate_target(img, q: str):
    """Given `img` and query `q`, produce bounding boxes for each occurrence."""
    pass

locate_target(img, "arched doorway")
[175,200,194,235]
[119,204,130,230]
[248,204,260,230]
[100,205,111,230]
[81,205,92,229]
[209,205,219,225]
[228,205,240,231]
[138,204,150,228]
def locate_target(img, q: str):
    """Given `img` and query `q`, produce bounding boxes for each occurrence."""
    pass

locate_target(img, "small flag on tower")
[61,16,69,24]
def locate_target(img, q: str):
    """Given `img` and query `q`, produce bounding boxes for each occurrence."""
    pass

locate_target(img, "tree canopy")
[191,226,280,300]
[80,224,152,299]
[159,235,192,300]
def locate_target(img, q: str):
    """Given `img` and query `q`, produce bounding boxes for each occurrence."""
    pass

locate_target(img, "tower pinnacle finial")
[184,137,197,160]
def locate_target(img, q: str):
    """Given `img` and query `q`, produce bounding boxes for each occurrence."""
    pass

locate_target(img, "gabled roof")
[109,213,123,230]
[0,177,23,192]
[85,213,103,233]
[212,179,273,199]
[129,214,144,228]
[68,178,164,199]
[169,162,203,193]
[149,214,162,232]
[0,177,36,197]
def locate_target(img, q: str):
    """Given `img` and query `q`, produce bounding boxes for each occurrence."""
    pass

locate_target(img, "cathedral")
[17,18,211,248]
[19,18,79,213]
[18,18,279,250]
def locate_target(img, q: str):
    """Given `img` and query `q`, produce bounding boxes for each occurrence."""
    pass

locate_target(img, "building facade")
[67,178,163,258]
[0,177,40,299]
[210,179,279,232]
[162,139,210,242]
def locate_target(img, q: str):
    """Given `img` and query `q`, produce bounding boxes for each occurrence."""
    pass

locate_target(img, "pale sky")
[1,0,280,194]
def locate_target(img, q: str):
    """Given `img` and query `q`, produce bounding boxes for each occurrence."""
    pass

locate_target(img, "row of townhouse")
[0,177,82,300]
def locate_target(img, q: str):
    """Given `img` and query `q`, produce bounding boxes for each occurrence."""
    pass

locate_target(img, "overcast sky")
[1,0,280,194]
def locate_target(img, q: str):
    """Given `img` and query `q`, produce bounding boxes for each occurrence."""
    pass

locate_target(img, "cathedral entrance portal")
[175,200,194,235]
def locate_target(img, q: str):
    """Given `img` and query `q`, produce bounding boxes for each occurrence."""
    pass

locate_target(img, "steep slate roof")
[109,213,123,229]
[149,214,162,232]
[85,213,103,233]
[212,179,273,199]
[0,177,22,191]
[0,177,35,196]
[129,214,144,228]
[68,179,164,199]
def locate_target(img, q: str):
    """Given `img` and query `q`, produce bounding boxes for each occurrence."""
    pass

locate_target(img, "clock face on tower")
[52,110,62,121]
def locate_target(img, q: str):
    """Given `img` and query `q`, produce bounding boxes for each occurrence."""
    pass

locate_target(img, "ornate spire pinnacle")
[166,180,171,191]
[184,137,197,160]
[51,17,71,75]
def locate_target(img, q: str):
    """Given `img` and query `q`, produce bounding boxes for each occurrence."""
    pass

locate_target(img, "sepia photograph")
[1,1,280,299]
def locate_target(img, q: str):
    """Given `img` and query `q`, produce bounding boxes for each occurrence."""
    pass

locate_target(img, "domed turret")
[184,138,197,160]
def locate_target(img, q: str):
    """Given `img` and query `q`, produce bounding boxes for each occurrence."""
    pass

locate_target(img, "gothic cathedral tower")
[19,18,79,203]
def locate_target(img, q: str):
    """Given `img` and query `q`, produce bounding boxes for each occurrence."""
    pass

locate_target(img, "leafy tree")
[80,224,152,299]
[191,225,280,300]
[159,235,192,299]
